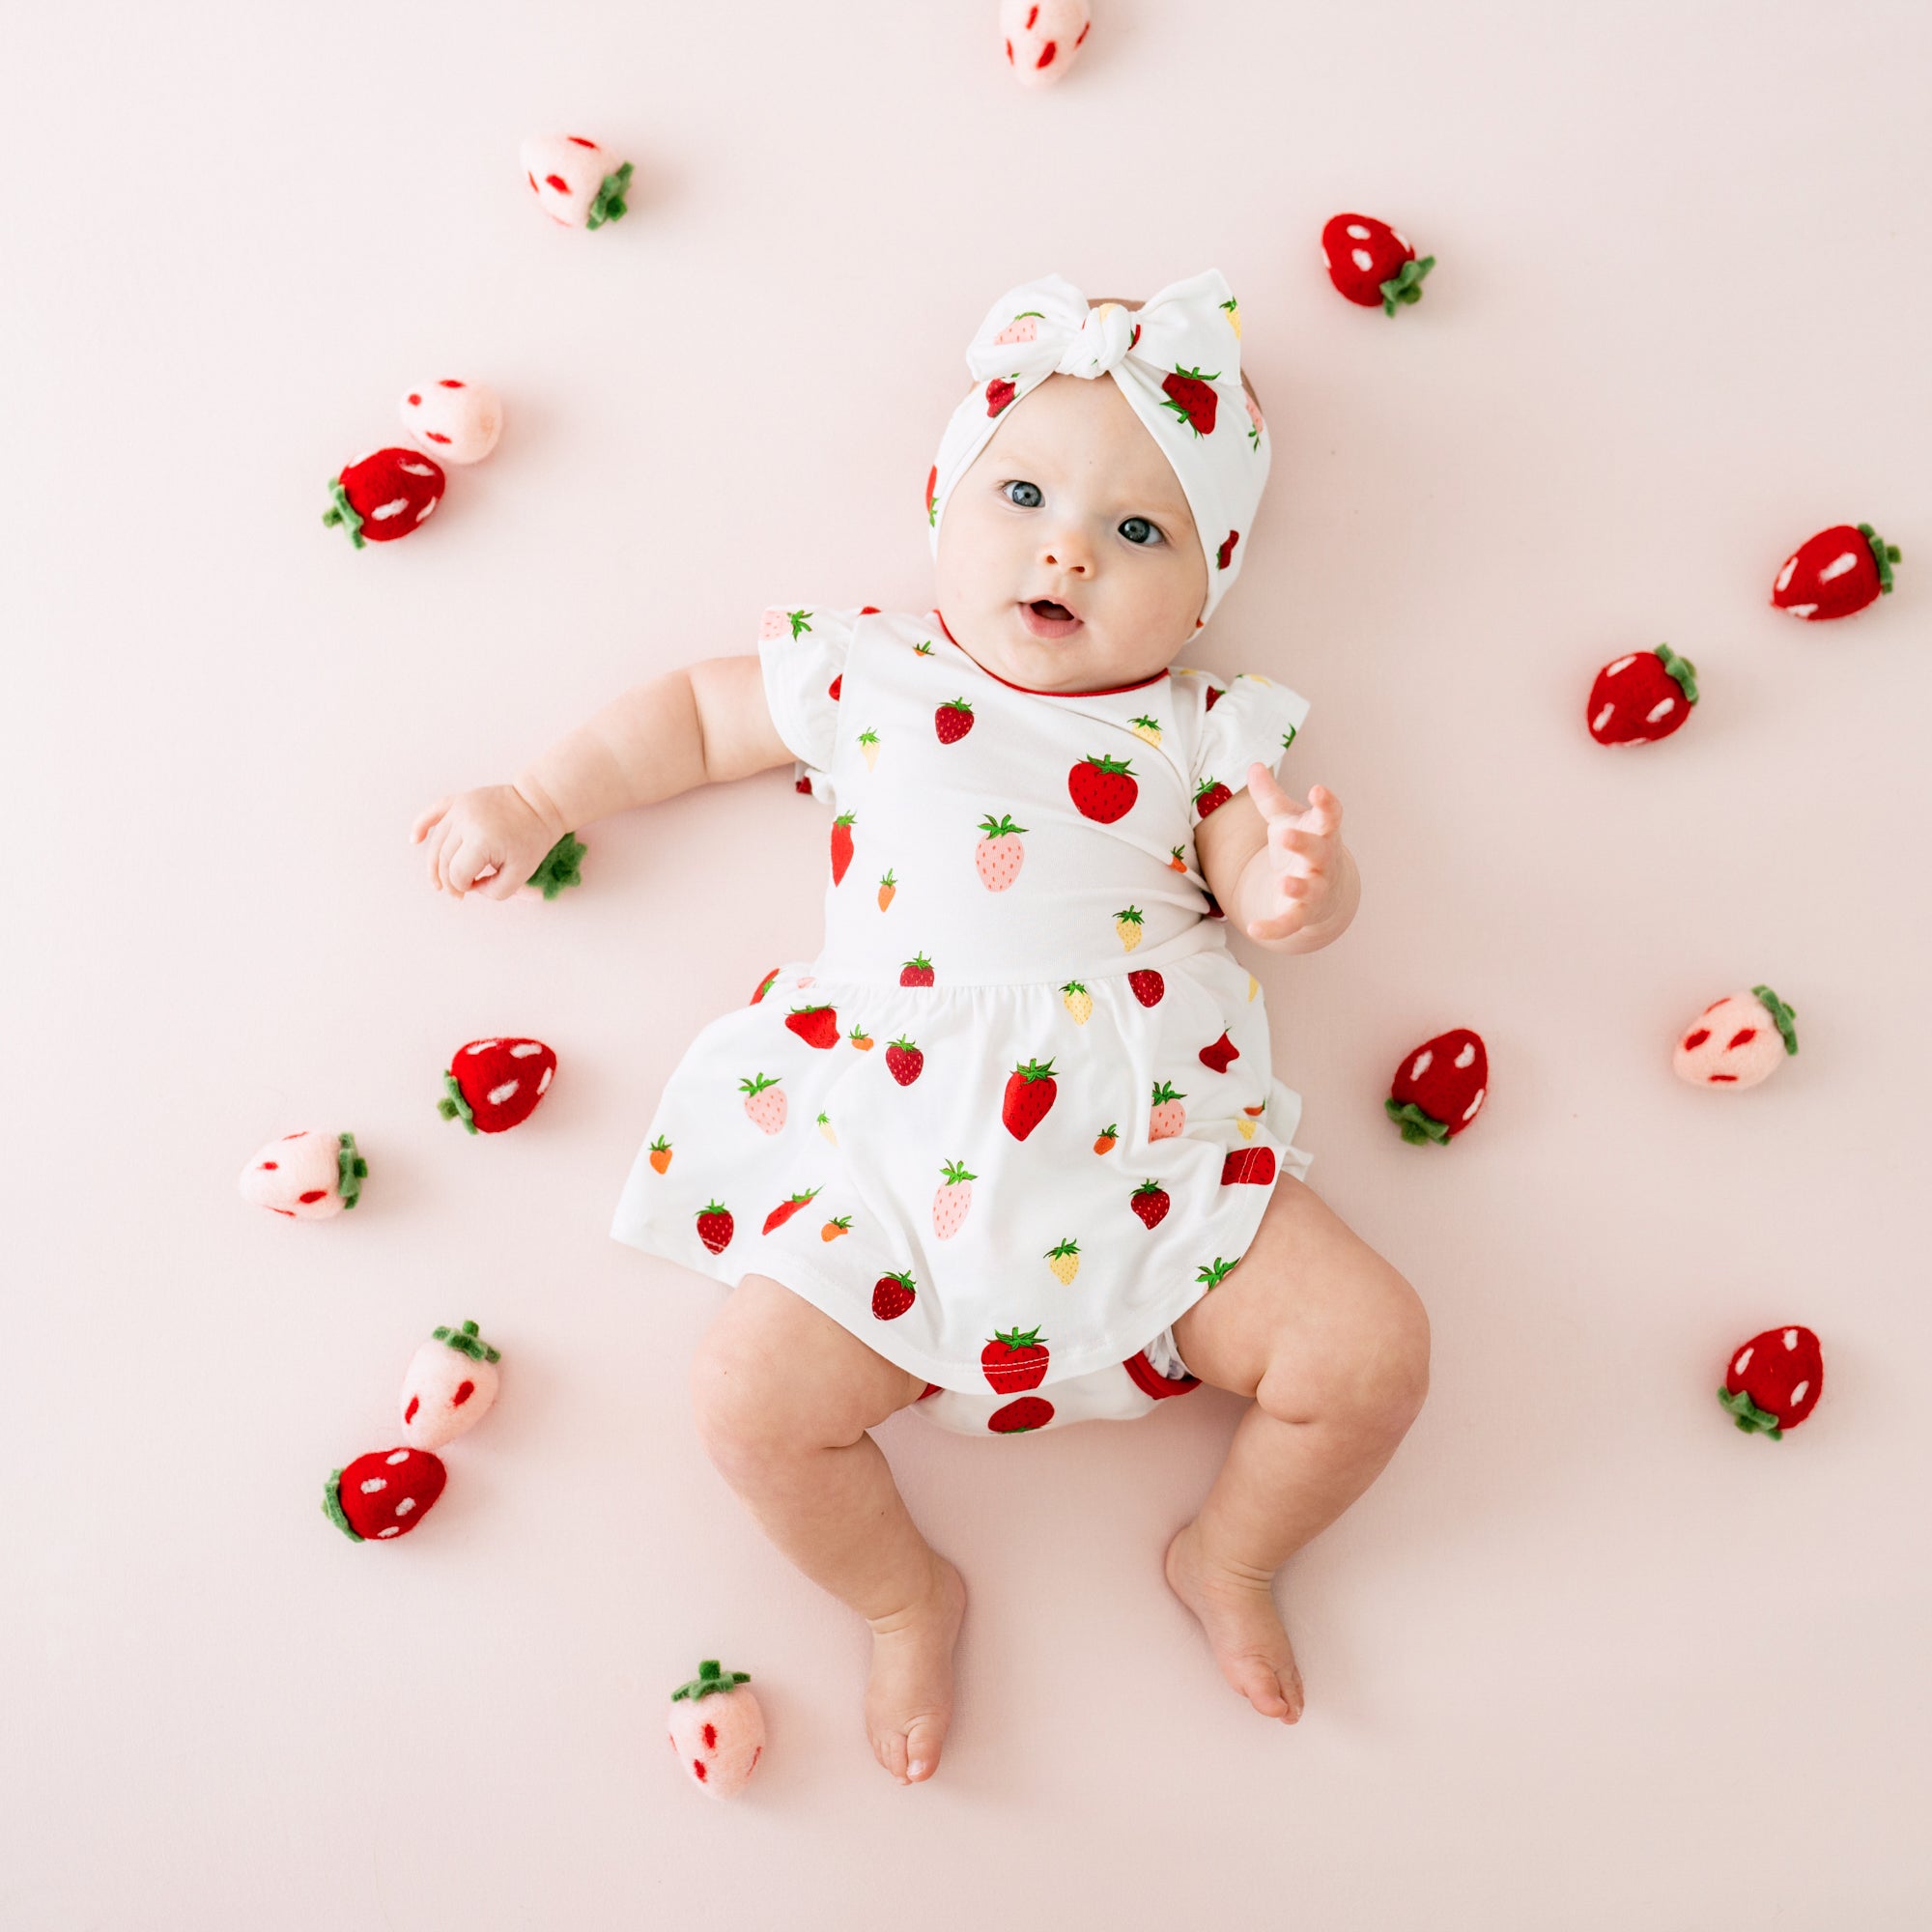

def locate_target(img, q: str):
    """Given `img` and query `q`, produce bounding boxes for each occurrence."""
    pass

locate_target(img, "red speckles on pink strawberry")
[545,174,568,192]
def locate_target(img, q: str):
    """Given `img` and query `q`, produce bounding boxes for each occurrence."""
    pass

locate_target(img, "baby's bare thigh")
[689,1273,929,1445]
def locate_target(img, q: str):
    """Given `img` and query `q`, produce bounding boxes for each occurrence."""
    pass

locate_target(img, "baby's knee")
[1263,1264,1430,1437]
[688,1310,798,1472]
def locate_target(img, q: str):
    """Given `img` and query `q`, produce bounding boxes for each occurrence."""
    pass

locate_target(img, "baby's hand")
[1242,764,1344,942]
[410,783,560,900]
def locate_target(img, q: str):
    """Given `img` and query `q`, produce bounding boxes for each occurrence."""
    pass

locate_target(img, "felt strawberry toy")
[438,1037,556,1134]
[525,832,585,899]
[1673,985,1798,1090]
[1002,1058,1058,1140]
[668,1659,765,1800]
[521,133,634,230]
[1772,523,1900,621]
[1321,213,1435,315]
[982,1325,1050,1392]
[400,1319,502,1451]
[1385,1028,1488,1144]
[1719,1324,1823,1439]
[238,1129,368,1220]
[999,0,1093,87]
[1587,646,1698,746]
[324,1446,446,1543]
[398,378,501,466]
[323,448,445,549]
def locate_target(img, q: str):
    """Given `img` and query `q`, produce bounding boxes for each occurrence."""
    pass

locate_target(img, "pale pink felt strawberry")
[323,448,445,549]
[238,1129,367,1220]
[668,1659,765,1800]
[999,0,1092,87]
[324,1446,446,1543]
[1149,1080,1187,1141]
[696,1202,734,1254]
[975,814,1027,890]
[1587,644,1698,745]
[981,1325,1050,1392]
[1673,986,1797,1090]
[521,133,634,230]
[399,378,501,465]
[400,1319,502,1450]
[740,1072,786,1133]
[1321,213,1435,315]
[932,1159,975,1238]
[1771,523,1900,621]
[1385,1028,1488,1144]
[438,1037,556,1134]
[1719,1324,1824,1439]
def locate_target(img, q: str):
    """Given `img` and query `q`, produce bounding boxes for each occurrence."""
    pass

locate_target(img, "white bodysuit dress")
[611,603,1314,1436]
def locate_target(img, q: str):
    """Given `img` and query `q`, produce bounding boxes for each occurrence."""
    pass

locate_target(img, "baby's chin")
[964,599,1176,693]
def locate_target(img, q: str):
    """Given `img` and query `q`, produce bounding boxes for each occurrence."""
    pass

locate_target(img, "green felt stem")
[1718,1385,1783,1438]
[322,479,366,550]
[1750,984,1799,1055]
[438,1073,478,1133]
[671,1658,752,1701]
[526,832,585,899]
[1384,1096,1450,1145]
[322,1471,364,1541]
[1654,642,1699,704]
[335,1132,368,1209]
[586,162,633,230]
[1378,254,1435,317]
[433,1318,501,1364]
[1858,522,1900,593]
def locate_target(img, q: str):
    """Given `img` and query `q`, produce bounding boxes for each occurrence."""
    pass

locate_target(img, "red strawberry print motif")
[925,464,938,526]
[1123,1348,1202,1402]
[323,448,445,549]
[1067,754,1138,823]
[784,1005,839,1049]
[1321,213,1435,316]
[1130,1179,1170,1230]
[1588,645,1698,745]
[1719,1324,1824,1439]
[1385,1028,1488,1144]
[1204,684,1225,711]
[900,953,935,987]
[985,375,1019,416]
[1198,1031,1239,1072]
[935,698,975,744]
[794,776,812,794]
[437,1037,556,1134]
[988,1396,1055,1434]
[761,1187,821,1235]
[1772,523,1900,620]
[1221,1146,1275,1186]
[981,1325,1050,1392]
[886,1037,924,1085]
[829,812,855,883]
[1216,530,1239,571]
[1193,776,1233,821]
[696,1201,734,1253]
[1127,970,1165,1008]
[325,1446,446,1542]
[828,674,842,700]
[872,1270,918,1321]
[1159,367,1221,437]
[1001,1058,1059,1140]
[750,967,780,1005]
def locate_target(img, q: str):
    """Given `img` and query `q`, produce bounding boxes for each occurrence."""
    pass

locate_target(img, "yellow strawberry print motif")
[1046,1238,1081,1285]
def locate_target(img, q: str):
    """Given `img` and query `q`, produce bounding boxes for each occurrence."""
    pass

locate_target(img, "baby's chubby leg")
[1166,1177,1431,1723]
[687,1275,966,1784]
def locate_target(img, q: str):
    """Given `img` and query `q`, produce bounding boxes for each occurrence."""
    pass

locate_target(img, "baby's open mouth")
[1019,598,1083,639]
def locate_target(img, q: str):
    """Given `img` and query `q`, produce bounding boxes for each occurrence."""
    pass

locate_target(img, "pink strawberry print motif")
[611,605,1317,1405]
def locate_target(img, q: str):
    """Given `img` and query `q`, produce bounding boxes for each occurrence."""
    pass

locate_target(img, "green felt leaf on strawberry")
[324,1446,447,1542]
[526,833,586,899]
[1321,213,1434,317]
[1587,645,1699,746]
[1772,522,1901,620]
[1719,1324,1823,1439]
[437,1037,557,1134]
[1385,1028,1487,1145]
[322,448,445,549]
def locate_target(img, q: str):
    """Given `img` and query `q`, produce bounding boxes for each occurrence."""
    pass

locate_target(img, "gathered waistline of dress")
[795,923,1235,993]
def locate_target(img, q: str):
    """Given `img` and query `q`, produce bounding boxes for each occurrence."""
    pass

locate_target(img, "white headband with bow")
[924,269,1269,630]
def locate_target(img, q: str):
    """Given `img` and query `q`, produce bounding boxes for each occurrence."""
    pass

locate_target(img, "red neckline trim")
[930,609,1170,697]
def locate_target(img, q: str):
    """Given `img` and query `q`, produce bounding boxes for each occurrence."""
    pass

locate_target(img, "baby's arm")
[410,656,792,898]
[1195,766,1360,955]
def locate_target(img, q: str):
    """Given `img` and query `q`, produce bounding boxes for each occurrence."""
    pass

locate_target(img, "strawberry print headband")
[924,268,1269,629]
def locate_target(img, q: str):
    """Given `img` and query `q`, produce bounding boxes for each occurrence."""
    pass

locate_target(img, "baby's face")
[934,373,1208,692]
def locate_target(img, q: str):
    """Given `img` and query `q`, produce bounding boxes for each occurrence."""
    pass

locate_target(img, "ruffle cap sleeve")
[1178,668,1311,823]
[756,603,864,782]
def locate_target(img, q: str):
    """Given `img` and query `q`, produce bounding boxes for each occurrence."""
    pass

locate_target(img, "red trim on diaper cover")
[1122,1350,1203,1401]
[930,610,1169,696]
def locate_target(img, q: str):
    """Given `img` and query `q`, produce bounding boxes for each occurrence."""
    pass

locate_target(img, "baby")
[411,270,1431,1785]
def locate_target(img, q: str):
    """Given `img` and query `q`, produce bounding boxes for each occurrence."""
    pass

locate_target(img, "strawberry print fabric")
[610,605,1314,1399]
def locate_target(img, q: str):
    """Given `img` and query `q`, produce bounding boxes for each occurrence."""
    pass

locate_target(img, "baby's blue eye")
[1120,516,1163,548]
[1003,480,1043,509]
[1002,480,1165,546]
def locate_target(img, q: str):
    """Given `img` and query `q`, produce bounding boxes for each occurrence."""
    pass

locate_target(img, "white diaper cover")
[905,1321,1203,1436]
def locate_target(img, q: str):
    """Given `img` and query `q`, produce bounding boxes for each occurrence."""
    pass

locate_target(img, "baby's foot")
[1163,1520,1304,1724]
[865,1553,968,1784]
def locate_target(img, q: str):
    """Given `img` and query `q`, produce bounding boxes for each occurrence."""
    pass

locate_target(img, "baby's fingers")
[426,818,459,894]
[1247,762,1303,821]
[411,795,451,845]
[445,834,496,895]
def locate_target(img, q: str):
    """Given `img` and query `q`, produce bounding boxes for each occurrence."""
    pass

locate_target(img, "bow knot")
[1055,300,1138,380]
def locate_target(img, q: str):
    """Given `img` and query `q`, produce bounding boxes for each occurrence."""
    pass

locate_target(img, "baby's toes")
[1236,1655,1303,1723]
[870,1724,911,1782]
[903,1716,947,1782]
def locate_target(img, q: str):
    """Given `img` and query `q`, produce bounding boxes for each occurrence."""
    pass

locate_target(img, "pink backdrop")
[5,1,1929,1923]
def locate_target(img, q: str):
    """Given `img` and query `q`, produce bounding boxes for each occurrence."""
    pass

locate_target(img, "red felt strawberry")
[885,1037,924,1086]
[1220,1147,1275,1186]
[1193,776,1233,821]
[1771,523,1900,621]
[696,1202,734,1254]
[1129,1179,1170,1230]
[988,1396,1055,1434]
[1127,970,1165,1008]
[900,953,935,987]
[1385,1028,1488,1145]
[982,1325,1050,1392]
[437,1037,556,1134]
[761,1187,820,1235]
[1321,213,1435,316]
[1587,644,1698,745]
[323,447,446,548]
[1198,1031,1239,1072]
[829,813,855,884]
[1001,1058,1058,1140]
[935,698,975,744]
[872,1270,918,1321]
[1159,368,1221,437]
[324,1446,446,1543]
[784,1005,839,1049]
[750,967,780,1005]
[1067,754,1138,823]
[1719,1324,1824,1439]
